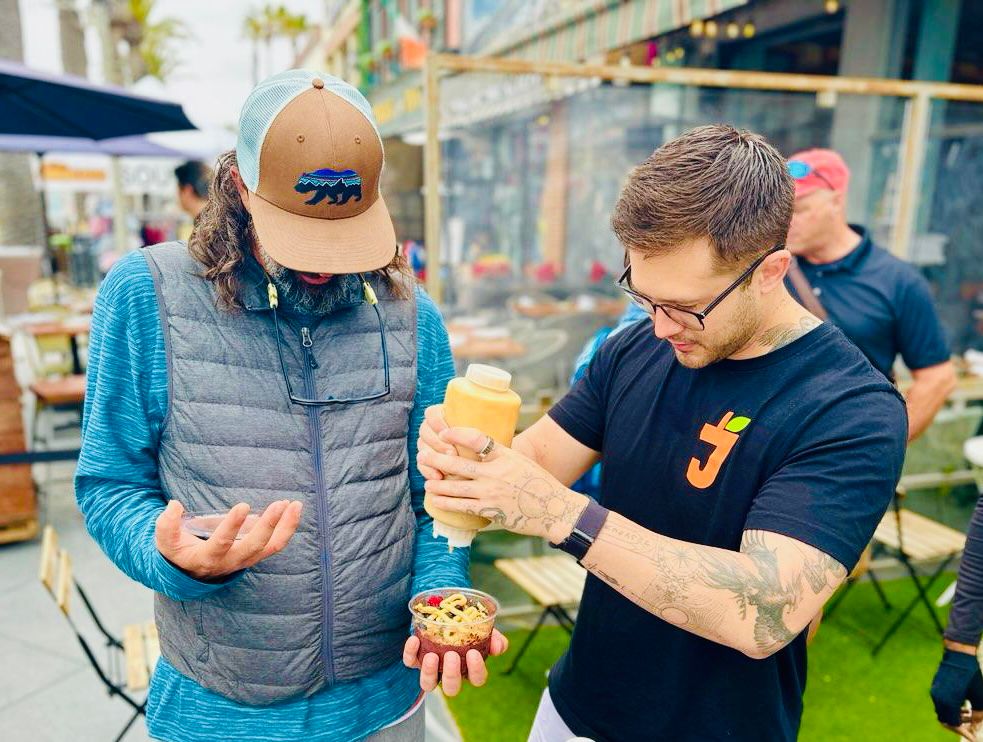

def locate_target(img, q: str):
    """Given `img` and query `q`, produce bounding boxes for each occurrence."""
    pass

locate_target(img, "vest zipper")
[300,324,334,684]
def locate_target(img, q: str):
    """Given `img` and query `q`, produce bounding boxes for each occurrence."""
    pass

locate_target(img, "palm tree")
[279,8,311,61]
[112,0,189,83]
[260,5,281,75]
[57,0,88,78]
[243,6,278,82]
[243,4,311,82]
[0,0,45,247]
[244,14,264,86]
[57,0,89,230]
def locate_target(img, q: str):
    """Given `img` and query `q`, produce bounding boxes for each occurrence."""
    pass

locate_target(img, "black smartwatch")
[550,498,609,563]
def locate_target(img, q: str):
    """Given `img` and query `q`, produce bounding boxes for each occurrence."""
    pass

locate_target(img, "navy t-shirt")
[547,320,907,742]
[786,226,950,379]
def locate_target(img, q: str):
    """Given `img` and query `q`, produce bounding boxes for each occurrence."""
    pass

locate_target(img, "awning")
[487,0,749,62]
[370,0,750,138]
[0,59,196,139]
[0,133,190,158]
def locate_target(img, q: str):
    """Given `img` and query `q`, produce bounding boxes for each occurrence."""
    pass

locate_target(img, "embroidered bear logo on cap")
[294,168,363,206]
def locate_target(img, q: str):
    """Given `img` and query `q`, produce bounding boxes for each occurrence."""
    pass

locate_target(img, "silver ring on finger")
[476,436,495,461]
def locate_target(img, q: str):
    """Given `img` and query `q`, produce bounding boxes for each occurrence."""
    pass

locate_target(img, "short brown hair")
[611,125,794,269]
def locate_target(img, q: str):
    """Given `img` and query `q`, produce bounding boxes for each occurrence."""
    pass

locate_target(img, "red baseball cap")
[787,148,850,198]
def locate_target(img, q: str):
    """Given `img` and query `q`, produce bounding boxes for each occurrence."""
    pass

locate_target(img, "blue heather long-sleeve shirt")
[75,251,467,741]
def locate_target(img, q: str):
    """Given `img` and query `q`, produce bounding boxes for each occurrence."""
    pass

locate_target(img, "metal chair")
[38,525,156,742]
[494,555,586,674]
[827,486,966,655]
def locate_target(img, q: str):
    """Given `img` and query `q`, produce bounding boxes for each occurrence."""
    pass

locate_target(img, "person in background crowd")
[784,148,957,441]
[174,160,212,241]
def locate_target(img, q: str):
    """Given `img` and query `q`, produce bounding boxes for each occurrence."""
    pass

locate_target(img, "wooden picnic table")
[25,317,92,338]
[452,337,527,361]
[512,297,626,320]
[25,316,91,375]
[949,375,983,404]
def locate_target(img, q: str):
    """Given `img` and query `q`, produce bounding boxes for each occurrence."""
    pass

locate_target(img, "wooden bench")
[39,525,151,740]
[494,555,586,674]
[874,508,966,563]
[29,374,86,407]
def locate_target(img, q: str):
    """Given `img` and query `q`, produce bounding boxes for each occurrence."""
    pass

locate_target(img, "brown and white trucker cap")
[235,69,395,274]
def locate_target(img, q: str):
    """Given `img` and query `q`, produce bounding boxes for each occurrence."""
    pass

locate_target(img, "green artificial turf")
[444,575,957,741]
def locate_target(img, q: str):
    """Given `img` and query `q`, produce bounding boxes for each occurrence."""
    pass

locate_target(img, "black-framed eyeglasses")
[787,159,835,190]
[268,276,391,406]
[616,244,785,331]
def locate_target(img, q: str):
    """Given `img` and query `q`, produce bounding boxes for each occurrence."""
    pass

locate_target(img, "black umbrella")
[0,59,196,139]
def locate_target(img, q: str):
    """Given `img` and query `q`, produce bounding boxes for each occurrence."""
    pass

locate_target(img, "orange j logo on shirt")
[686,411,751,490]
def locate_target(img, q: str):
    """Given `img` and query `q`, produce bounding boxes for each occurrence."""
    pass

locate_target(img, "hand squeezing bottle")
[424,364,522,549]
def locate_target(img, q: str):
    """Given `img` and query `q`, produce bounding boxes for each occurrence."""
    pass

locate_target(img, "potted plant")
[358,51,377,73]
[417,8,438,31]
[376,40,394,61]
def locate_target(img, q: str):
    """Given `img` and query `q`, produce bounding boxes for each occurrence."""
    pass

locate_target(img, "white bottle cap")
[466,363,512,392]
[432,520,477,549]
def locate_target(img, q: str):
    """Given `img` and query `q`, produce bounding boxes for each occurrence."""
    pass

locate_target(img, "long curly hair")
[188,150,413,310]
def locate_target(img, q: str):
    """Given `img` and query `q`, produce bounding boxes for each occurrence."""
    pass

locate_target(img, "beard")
[671,289,761,369]
[255,244,354,316]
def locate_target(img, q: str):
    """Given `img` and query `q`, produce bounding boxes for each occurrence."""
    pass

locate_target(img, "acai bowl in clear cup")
[408,587,499,677]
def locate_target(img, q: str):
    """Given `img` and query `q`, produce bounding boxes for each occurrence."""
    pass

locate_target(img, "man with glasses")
[417,125,906,741]
[75,71,503,742]
[785,148,956,441]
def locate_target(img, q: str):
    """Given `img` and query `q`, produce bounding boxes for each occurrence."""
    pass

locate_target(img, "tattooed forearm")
[757,316,822,351]
[455,471,586,542]
[512,475,584,537]
[584,523,730,644]
[585,516,846,658]
[799,549,848,594]
[698,532,799,654]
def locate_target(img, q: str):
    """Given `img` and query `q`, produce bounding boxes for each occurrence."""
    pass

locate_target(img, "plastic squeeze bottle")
[425,364,522,549]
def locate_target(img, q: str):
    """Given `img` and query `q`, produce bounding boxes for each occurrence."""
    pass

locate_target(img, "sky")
[20,0,328,155]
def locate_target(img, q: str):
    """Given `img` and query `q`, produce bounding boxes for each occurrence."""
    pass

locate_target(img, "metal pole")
[110,157,129,252]
[35,151,55,275]
[91,1,131,254]
[891,93,931,259]
[423,54,443,303]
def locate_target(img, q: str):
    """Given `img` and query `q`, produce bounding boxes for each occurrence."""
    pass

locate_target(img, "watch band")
[551,498,609,563]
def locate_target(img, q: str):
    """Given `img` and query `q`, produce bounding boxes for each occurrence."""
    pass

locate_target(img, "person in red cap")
[785,148,956,441]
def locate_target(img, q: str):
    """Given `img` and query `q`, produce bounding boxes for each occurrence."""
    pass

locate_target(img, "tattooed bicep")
[741,530,848,596]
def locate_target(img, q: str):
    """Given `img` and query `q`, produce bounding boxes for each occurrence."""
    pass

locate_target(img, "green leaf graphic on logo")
[725,416,751,433]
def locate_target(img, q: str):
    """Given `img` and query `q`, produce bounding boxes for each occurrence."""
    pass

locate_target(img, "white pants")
[527,688,593,742]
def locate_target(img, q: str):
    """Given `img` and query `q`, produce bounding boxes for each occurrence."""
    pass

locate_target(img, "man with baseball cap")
[75,70,504,741]
[785,148,956,441]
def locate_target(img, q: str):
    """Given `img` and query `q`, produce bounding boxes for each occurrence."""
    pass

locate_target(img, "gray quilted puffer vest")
[143,242,418,705]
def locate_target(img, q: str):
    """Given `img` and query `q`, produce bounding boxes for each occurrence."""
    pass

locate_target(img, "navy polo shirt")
[786,226,950,379]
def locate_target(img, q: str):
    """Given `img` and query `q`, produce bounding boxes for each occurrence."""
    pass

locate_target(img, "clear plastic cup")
[408,587,499,677]
[181,511,261,540]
